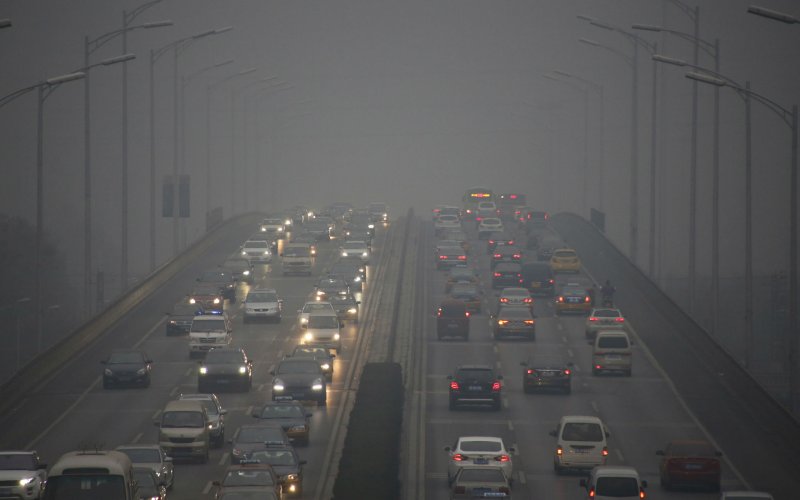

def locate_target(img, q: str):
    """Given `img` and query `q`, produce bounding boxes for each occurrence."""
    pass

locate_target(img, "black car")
[197,269,237,302]
[486,232,516,253]
[246,445,307,496]
[338,257,367,282]
[133,467,166,500]
[198,348,253,392]
[222,257,255,284]
[490,245,523,269]
[437,299,470,340]
[252,402,313,445]
[521,353,573,394]
[271,358,327,406]
[521,262,555,296]
[229,424,291,464]
[289,345,335,380]
[328,293,360,323]
[448,365,503,411]
[314,277,350,301]
[491,262,524,289]
[166,302,204,335]
[329,261,364,291]
[101,349,152,389]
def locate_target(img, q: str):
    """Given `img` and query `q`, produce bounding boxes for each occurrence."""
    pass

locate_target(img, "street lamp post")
[688,71,799,411]
[83,18,171,315]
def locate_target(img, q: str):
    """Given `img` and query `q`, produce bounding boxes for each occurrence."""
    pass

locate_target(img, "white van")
[188,312,232,358]
[281,243,313,276]
[301,311,342,352]
[579,466,647,499]
[550,415,610,474]
[592,330,633,376]
[42,450,137,500]
[154,400,211,463]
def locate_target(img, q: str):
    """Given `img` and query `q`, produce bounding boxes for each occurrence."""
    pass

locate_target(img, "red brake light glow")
[524,319,535,325]
[526,369,534,375]
[495,454,510,462]
[500,298,509,303]
[449,381,460,390]
[452,453,464,462]
[493,272,501,277]
[602,447,609,456]
[491,381,501,391]
[557,296,565,302]
[564,368,571,375]
[615,317,625,322]
[493,253,502,258]
[589,317,598,321]
[465,311,470,317]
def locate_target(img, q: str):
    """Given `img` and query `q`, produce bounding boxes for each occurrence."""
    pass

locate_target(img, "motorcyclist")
[600,279,616,306]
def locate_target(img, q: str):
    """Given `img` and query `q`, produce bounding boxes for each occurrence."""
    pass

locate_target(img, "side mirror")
[444,446,451,452]
[549,430,557,437]
[279,253,284,257]
[220,409,228,415]
[519,361,527,367]
[145,359,153,364]
[301,324,308,329]
[100,360,107,365]
[446,375,453,380]
[579,479,587,488]
[252,413,259,418]
[38,463,48,469]
[269,370,275,376]
[299,460,308,465]
[153,421,161,427]
[212,481,221,487]
[508,447,516,453]
[306,413,313,418]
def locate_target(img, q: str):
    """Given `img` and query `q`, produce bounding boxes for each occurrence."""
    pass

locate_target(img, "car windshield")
[460,441,502,452]
[342,242,365,250]
[192,319,226,332]
[458,468,505,482]
[293,347,329,358]
[223,470,275,487]
[302,303,332,313]
[0,454,35,470]
[259,405,306,419]
[117,448,160,463]
[248,292,278,302]
[667,441,716,456]
[133,470,156,487]
[500,308,531,319]
[205,351,244,364]
[181,398,219,416]
[236,427,284,443]
[192,285,219,295]
[308,316,339,329]
[594,309,621,318]
[107,351,144,364]
[161,411,204,428]
[451,287,478,298]
[597,336,629,349]
[245,241,268,248]
[456,369,493,382]
[561,422,604,442]
[284,247,310,257]
[595,477,640,496]
[278,361,321,374]
[438,215,458,222]
[248,449,296,466]
[43,476,125,499]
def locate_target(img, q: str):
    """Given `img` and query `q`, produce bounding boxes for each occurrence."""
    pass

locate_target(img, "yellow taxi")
[555,284,593,315]
[550,248,581,273]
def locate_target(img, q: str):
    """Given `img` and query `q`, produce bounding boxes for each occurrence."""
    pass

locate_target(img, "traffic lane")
[0,215,266,446]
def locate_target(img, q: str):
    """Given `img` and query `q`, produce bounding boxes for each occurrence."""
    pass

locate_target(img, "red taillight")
[589,317,598,322]
[491,381,501,391]
[556,445,563,455]
[640,488,646,499]
[523,298,532,303]
[439,255,447,260]
[524,319,535,325]
[564,368,571,375]
[465,311,470,317]
[516,273,522,277]
[557,296,565,303]
[500,297,509,303]
[589,487,596,498]
[493,253,502,258]
[615,317,625,322]
[585,296,591,303]
[548,279,555,284]
[544,213,550,220]
[495,454,510,462]
[457,255,466,260]
[450,381,460,390]
[602,447,609,456]
[437,308,442,317]
[452,453,465,462]
[513,254,521,259]
[493,272,501,277]
[488,240,495,245]
[497,319,509,325]
[526,369,534,375]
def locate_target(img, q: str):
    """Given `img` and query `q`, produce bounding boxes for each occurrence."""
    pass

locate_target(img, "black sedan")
[314,277,350,301]
[252,402,313,445]
[521,353,573,394]
[271,358,327,406]
[447,365,503,411]
[491,262,524,289]
[166,301,204,336]
[329,293,360,323]
[101,349,152,389]
[289,345,335,380]
[198,348,253,392]
[197,269,237,302]
[490,245,523,269]
[246,445,307,496]
[229,424,291,465]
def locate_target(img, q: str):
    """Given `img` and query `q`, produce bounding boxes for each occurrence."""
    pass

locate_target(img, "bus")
[461,187,494,219]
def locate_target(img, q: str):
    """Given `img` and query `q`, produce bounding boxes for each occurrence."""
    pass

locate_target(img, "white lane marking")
[169,385,179,397]
[246,405,253,416]
[615,449,624,461]
[202,480,213,494]
[493,345,499,354]
[561,335,568,343]
[567,348,574,358]
[152,409,162,420]
[518,471,527,484]
[257,384,265,392]
[503,398,509,409]
[496,361,502,370]
[557,323,563,331]
[591,401,599,413]
[184,367,193,377]
[218,452,229,466]
[507,420,514,431]
[132,432,143,444]
[573,364,582,373]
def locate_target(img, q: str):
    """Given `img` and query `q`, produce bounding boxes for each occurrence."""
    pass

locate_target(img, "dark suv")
[491,262,523,289]
[521,262,555,296]
[448,365,503,411]
[520,352,573,394]
[436,299,470,340]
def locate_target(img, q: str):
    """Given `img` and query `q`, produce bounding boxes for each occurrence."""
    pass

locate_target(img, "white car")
[297,301,336,326]
[188,313,232,358]
[497,287,534,309]
[477,217,504,239]
[445,436,514,485]
[259,218,285,234]
[243,288,282,323]
[550,415,610,474]
[476,201,499,219]
[301,311,342,352]
[0,451,47,500]
[435,214,461,234]
[241,239,273,263]
[580,466,647,500]
[340,241,370,263]
[585,308,627,340]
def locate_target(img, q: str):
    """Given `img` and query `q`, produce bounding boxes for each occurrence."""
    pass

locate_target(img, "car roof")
[501,287,529,295]
[596,330,629,338]
[457,364,494,371]
[457,436,504,444]
[591,465,640,478]
[115,444,162,451]
[560,415,604,424]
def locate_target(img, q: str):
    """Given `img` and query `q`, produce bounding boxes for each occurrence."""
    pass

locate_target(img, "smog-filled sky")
[1,0,799,300]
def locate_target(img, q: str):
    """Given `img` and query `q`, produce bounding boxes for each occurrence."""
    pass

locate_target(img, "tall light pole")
[688,71,798,411]
[746,1,800,414]
[1,71,86,353]
[83,18,171,315]
[148,27,233,265]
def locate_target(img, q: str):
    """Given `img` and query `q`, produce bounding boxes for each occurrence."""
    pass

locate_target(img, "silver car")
[244,288,283,323]
[115,444,174,489]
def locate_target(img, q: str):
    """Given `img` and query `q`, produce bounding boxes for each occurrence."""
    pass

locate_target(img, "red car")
[656,440,722,491]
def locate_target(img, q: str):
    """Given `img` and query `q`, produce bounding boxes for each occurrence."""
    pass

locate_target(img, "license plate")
[572,449,589,454]
[684,463,702,470]
[541,371,554,377]
[448,322,459,328]
[605,354,622,360]
[216,379,229,384]
[275,396,293,401]
[474,458,489,465]
[469,385,483,391]
[0,488,12,495]
[530,282,541,288]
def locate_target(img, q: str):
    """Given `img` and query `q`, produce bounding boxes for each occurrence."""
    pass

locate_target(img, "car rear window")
[598,336,629,349]
[595,477,640,496]
[667,441,716,456]
[456,368,493,382]
[594,309,621,318]
[561,422,604,442]
[440,302,466,316]
[460,441,502,452]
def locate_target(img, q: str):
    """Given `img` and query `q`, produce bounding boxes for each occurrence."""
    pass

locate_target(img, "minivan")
[437,299,470,340]
[521,262,555,296]
[155,400,211,463]
[302,311,342,352]
[580,466,647,499]
[592,330,633,376]
[43,450,137,500]
[550,415,610,473]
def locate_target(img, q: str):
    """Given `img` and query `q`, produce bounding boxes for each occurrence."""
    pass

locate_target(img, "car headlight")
[354,276,361,282]
[239,366,248,374]
[199,366,208,375]
[311,379,324,391]
[213,298,220,304]
[137,368,147,376]
[243,270,250,276]
[362,252,368,257]
[285,219,292,225]
[286,473,299,482]
[333,333,340,341]
[18,477,35,487]
[278,227,284,232]
[242,250,248,255]
[273,379,285,391]
[189,298,196,304]
[304,332,314,341]
[168,320,176,325]
[104,368,113,376]
[260,227,266,231]
[348,308,357,314]
[341,251,348,257]
[368,224,375,229]
[300,317,309,324]
[321,363,331,370]
[264,250,270,255]
[316,290,325,296]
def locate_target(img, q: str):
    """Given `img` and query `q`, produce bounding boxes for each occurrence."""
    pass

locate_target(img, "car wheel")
[553,462,563,475]
[200,448,209,464]
[102,379,111,390]
[143,377,151,388]
[276,316,282,323]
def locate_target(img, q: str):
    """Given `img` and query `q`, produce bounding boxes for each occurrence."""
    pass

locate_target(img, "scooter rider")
[600,279,616,306]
